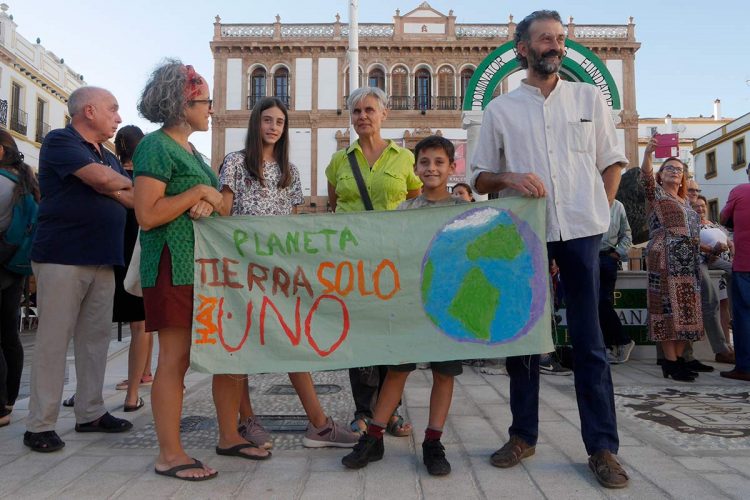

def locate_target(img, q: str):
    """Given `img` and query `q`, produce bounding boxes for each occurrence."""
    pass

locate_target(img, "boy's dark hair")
[413,135,455,164]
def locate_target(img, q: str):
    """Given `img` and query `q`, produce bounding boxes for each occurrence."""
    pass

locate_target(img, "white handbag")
[123,233,143,297]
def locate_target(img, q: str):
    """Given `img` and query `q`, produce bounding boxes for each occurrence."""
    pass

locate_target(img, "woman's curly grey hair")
[138,58,188,126]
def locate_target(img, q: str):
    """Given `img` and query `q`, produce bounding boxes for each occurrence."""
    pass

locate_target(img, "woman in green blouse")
[325,86,422,436]
[133,60,268,482]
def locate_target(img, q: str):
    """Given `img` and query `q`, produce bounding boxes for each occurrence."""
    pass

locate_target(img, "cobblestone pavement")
[1,336,750,499]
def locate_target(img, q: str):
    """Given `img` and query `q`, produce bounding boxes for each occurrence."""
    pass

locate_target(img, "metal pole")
[348,0,359,145]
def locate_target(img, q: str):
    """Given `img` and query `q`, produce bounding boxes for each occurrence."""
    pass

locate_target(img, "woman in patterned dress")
[641,136,704,381]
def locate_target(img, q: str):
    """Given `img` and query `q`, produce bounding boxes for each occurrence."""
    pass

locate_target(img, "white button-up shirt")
[470,78,628,242]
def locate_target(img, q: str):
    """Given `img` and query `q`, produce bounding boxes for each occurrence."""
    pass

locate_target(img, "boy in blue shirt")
[342,135,465,476]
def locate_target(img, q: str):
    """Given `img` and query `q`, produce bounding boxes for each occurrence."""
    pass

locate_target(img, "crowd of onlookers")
[1,8,749,492]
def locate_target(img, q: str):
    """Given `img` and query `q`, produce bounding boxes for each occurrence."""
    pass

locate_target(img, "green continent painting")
[421,207,548,344]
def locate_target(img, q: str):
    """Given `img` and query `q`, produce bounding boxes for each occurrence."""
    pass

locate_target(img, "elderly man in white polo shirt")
[470,10,629,489]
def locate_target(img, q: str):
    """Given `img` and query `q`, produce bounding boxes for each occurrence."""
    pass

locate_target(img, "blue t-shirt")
[31,124,128,266]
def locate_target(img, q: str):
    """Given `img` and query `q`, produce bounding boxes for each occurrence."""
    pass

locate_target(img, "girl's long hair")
[243,97,291,188]
[0,129,40,202]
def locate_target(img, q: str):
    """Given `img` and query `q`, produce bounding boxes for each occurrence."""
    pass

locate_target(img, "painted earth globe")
[420,206,548,344]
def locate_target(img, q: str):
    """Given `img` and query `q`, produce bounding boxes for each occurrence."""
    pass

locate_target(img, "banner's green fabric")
[190,198,553,374]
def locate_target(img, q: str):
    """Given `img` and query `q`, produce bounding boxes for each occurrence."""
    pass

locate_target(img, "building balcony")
[0,99,7,127]
[247,94,291,110]
[35,121,51,143]
[10,108,28,136]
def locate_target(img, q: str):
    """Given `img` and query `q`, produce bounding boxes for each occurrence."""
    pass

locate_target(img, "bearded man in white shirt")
[470,10,629,489]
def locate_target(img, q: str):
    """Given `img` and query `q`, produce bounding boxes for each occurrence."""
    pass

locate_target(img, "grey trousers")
[657,263,730,360]
[26,263,114,432]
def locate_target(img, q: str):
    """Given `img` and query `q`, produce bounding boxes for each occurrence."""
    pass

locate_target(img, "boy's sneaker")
[614,340,635,364]
[303,416,358,448]
[422,440,451,476]
[342,433,384,469]
[238,416,273,449]
[539,357,572,376]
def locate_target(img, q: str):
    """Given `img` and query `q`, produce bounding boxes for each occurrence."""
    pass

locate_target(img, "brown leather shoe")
[720,369,750,381]
[588,450,629,489]
[490,435,535,468]
[715,351,736,364]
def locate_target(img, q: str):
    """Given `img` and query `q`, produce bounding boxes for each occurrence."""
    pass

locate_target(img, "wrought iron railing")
[35,121,50,143]
[0,99,7,127]
[10,108,28,136]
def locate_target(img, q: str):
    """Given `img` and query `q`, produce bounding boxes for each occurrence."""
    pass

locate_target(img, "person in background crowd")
[25,86,134,453]
[0,130,40,428]
[693,193,734,361]
[326,86,421,438]
[599,198,634,364]
[641,138,703,382]
[655,179,734,370]
[719,163,750,381]
[451,182,475,202]
[470,10,629,489]
[113,125,155,412]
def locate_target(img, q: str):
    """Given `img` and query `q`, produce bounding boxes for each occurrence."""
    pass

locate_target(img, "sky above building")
[10,0,748,156]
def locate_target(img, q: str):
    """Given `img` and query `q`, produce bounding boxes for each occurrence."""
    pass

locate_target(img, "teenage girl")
[218,97,357,449]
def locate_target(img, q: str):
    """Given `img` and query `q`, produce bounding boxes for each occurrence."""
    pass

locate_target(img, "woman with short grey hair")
[325,85,422,437]
[133,59,269,482]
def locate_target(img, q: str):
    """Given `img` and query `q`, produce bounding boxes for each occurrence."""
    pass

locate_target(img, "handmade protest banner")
[191,197,553,374]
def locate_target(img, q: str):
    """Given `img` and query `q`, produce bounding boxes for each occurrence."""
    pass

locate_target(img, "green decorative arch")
[462,38,621,111]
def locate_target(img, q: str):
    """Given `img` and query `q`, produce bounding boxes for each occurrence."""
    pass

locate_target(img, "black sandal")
[75,412,133,433]
[124,397,145,412]
[23,430,66,453]
[155,458,218,481]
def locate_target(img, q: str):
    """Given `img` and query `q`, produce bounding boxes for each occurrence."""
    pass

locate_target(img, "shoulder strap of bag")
[347,151,373,211]
[0,169,19,184]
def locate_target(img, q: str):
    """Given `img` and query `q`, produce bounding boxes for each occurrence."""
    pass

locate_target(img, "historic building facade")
[692,111,749,219]
[211,3,640,211]
[0,4,85,168]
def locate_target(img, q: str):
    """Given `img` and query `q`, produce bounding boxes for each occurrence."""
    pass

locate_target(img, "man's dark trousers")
[506,234,619,455]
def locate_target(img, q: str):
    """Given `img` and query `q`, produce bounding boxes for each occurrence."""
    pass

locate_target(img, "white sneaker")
[607,347,620,364]
[302,417,358,448]
[615,340,636,364]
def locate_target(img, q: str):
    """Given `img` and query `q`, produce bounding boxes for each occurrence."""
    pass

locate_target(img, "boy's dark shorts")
[388,361,463,376]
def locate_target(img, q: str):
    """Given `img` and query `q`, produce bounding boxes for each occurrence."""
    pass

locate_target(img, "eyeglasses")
[190,99,213,109]
[687,188,702,193]
[661,165,683,174]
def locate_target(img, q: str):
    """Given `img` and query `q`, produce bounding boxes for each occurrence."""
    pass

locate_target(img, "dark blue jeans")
[731,272,750,372]
[507,234,619,455]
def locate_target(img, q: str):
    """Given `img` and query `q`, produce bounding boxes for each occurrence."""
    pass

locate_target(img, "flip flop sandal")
[215,443,272,460]
[62,394,75,407]
[124,396,145,412]
[155,458,218,481]
[386,414,412,437]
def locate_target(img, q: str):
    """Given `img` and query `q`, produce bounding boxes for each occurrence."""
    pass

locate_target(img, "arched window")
[437,66,455,110]
[274,67,290,108]
[368,68,385,91]
[415,68,431,111]
[390,66,409,110]
[460,68,475,107]
[249,68,266,110]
